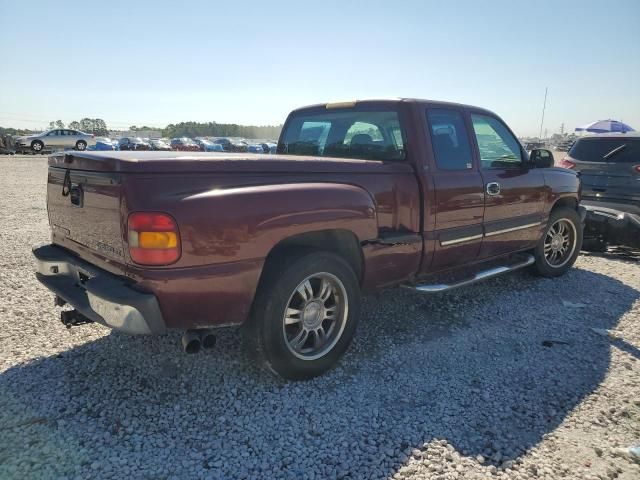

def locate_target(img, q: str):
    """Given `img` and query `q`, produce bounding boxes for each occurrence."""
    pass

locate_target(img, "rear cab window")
[278,108,406,161]
[426,108,474,170]
[569,138,640,163]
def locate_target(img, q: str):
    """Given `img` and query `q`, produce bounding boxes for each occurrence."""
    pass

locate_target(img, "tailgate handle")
[70,184,83,207]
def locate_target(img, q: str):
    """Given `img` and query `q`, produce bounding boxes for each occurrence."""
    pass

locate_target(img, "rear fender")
[180,182,378,263]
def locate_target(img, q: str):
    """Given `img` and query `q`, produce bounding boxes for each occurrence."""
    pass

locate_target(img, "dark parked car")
[247,144,264,153]
[170,138,200,152]
[149,139,172,151]
[194,138,224,152]
[560,134,640,249]
[524,142,545,151]
[118,137,151,151]
[260,142,277,154]
[34,98,582,381]
[213,138,248,152]
[555,140,574,152]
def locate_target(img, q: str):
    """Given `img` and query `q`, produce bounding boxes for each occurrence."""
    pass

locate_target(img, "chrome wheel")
[76,141,86,151]
[544,218,577,268]
[282,272,348,361]
[32,142,42,151]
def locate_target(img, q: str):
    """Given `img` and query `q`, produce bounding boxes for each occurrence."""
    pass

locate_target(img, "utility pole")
[538,87,548,140]
[560,123,564,136]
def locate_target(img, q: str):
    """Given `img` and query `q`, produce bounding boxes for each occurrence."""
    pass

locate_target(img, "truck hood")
[48,151,402,174]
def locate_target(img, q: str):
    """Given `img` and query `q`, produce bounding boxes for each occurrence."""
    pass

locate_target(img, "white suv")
[16,129,96,153]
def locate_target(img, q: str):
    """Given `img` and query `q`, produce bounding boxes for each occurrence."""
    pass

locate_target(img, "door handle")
[486,182,501,196]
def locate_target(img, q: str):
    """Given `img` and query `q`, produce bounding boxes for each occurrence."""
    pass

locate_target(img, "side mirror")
[530,148,554,168]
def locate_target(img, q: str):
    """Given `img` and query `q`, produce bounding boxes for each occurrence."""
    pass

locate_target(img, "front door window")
[471,114,523,169]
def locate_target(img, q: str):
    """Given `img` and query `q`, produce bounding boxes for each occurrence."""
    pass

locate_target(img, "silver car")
[16,129,96,153]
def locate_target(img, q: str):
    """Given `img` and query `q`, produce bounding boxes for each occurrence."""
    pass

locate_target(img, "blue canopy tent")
[575,119,635,134]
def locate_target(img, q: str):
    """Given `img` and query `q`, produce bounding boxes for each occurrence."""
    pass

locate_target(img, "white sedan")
[15,129,96,153]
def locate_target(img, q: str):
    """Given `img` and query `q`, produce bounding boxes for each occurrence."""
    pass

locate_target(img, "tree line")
[48,118,109,136]
[161,121,282,140]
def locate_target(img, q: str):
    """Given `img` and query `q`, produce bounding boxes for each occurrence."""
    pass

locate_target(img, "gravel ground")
[0,155,639,480]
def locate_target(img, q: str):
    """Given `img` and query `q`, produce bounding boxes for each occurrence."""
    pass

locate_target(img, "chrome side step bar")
[404,254,535,293]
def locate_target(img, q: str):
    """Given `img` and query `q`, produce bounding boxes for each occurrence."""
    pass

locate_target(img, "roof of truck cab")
[289,98,497,116]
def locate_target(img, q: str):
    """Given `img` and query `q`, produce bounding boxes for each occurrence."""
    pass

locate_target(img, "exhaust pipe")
[200,329,217,350]
[181,330,201,354]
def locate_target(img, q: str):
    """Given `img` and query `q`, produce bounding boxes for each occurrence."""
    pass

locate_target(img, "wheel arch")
[550,196,578,212]
[262,229,365,284]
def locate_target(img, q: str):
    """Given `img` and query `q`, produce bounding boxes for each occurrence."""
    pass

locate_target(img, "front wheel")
[75,140,87,151]
[31,140,43,153]
[531,207,583,277]
[243,250,361,380]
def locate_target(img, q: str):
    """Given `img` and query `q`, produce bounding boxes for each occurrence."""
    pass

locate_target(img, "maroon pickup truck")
[34,99,584,380]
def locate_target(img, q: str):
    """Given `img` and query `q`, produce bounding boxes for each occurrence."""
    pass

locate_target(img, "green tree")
[68,121,81,130]
[76,118,108,136]
[55,120,65,129]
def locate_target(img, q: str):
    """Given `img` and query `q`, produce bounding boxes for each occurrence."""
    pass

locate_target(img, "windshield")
[278,109,406,161]
[569,138,640,162]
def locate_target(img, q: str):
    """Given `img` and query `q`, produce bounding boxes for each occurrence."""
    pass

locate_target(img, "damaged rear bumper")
[33,244,166,335]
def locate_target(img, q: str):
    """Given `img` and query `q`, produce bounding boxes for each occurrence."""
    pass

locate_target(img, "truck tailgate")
[47,166,126,272]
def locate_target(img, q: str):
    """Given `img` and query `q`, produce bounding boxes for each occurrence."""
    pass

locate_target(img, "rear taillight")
[127,212,181,265]
[559,158,576,169]
[634,165,640,173]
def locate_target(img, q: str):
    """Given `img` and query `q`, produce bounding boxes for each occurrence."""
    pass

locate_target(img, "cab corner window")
[426,109,474,171]
[471,114,523,169]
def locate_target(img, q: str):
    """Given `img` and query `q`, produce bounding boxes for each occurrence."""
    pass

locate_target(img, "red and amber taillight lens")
[559,158,576,169]
[127,212,181,265]
[633,165,640,173]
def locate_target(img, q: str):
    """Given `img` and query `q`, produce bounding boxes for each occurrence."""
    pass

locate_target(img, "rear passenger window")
[426,109,474,170]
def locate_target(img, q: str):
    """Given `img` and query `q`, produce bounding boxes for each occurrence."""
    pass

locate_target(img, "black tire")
[531,207,583,277]
[31,140,44,153]
[76,140,87,151]
[243,250,361,381]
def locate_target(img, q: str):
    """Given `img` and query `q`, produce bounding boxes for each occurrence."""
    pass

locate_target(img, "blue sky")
[1,0,638,136]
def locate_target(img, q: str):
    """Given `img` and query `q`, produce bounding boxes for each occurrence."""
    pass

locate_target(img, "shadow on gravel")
[611,338,640,360]
[0,266,638,479]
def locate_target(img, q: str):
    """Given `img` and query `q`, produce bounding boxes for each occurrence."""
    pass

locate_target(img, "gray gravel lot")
[0,155,639,480]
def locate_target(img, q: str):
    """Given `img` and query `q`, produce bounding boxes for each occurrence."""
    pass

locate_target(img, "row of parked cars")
[93,136,277,154]
[7,128,277,154]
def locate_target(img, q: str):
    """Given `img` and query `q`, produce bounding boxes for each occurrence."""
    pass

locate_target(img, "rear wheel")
[31,140,43,153]
[532,207,582,277]
[244,250,361,380]
[75,140,87,151]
